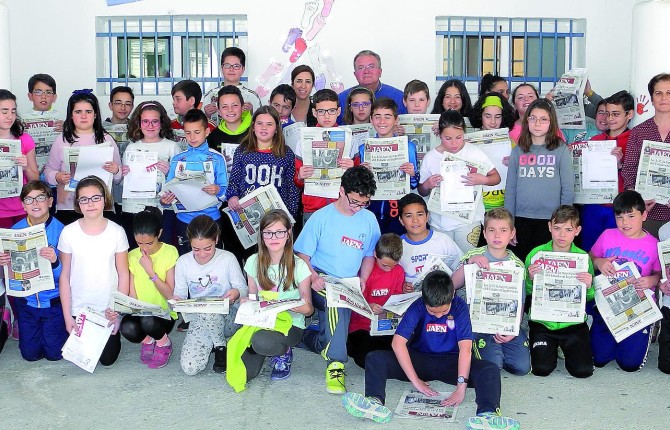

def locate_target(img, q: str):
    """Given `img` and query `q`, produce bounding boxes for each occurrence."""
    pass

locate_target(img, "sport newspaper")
[466,128,511,192]
[369,292,422,337]
[323,276,374,319]
[300,127,352,199]
[466,265,524,336]
[659,239,670,308]
[635,140,670,203]
[364,136,411,200]
[234,298,305,330]
[223,184,296,249]
[0,224,55,298]
[569,140,618,204]
[394,390,458,422]
[23,117,59,171]
[0,139,23,199]
[594,261,662,342]
[410,254,454,291]
[342,123,375,153]
[62,307,113,373]
[112,291,171,319]
[170,297,230,315]
[398,114,440,169]
[552,68,588,129]
[529,252,589,323]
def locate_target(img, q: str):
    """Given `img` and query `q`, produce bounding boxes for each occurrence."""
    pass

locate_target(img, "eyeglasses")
[113,101,134,108]
[261,230,289,239]
[345,193,370,208]
[32,90,55,96]
[351,102,371,109]
[141,119,161,127]
[527,115,550,125]
[355,64,379,72]
[605,111,627,118]
[222,63,243,70]
[315,108,338,116]
[77,195,104,204]
[271,103,292,113]
[23,194,48,205]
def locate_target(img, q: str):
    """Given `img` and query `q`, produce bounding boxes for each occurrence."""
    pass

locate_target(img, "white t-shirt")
[420,144,494,231]
[174,249,248,299]
[58,220,129,315]
[399,229,463,285]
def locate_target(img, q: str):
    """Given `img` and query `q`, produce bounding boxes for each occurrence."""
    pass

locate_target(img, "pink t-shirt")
[591,228,661,277]
[0,133,36,218]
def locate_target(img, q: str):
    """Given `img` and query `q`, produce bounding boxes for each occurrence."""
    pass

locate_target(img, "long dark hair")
[0,90,24,138]
[431,79,472,117]
[469,92,515,130]
[63,90,106,144]
[517,98,563,153]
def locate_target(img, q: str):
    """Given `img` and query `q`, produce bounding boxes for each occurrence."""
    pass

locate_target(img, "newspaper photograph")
[410,254,454,292]
[23,118,59,171]
[323,276,373,319]
[63,144,113,192]
[0,224,55,298]
[221,143,239,173]
[594,261,663,342]
[466,128,512,191]
[468,265,524,336]
[122,151,158,199]
[300,127,352,199]
[394,390,458,422]
[529,252,589,323]
[569,141,617,204]
[0,139,22,198]
[282,121,305,153]
[234,298,304,329]
[170,297,230,315]
[364,136,411,200]
[635,140,670,203]
[343,123,375,151]
[172,129,190,153]
[398,114,440,168]
[62,307,114,373]
[463,261,516,305]
[103,123,130,159]
[112,291,171,319]
[370,311,403,336]
[223,184,295,249]
[552,68,588,129]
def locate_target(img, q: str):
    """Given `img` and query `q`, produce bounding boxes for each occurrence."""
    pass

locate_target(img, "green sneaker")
[341,392,392,424]
[466,412,520,430]
[325,361,346,394]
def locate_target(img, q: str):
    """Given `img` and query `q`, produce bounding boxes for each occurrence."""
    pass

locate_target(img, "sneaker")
[326,361,346,394]
[466,412,520,430]
[342,392,392,423]
[140,342,155,364]
[177,320,189,332]
[270,348,293,380]
[213,345,227,373]
[10,320,18,341]
[148,342,173,369]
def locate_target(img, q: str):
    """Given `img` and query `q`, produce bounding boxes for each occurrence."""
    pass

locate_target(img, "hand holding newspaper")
[122,151,159,199]
[0,139,23,198]
[394,390,458,422]
[169,297,230,315]
[61,308,114,373]
[234,298,304,329]
[552,68,588,129]
[635,140,670,203]
[163,174,218,212]
[300,127,353,199]
[23,118,60,171]
[410,254,454,292]
[65,145,114,192]
[397,114,440,168]
[364,136,411,200]
[323,276,373,319]
[0,224,56,297]
[112,291,171,319]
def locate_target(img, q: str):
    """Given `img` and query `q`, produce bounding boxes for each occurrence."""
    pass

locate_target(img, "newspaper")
[594,261,663,342]
[103,123,129,159]
[221,143,239,173]
[369,292,422,336]
[163,174,218,213]
[463,261,516,304]
[223,184,296,249]
[63,145,113,192]
[61,308,114,373]
[410,254,454,291]
[382,291,422,315]
[172,129,190,152]
[439,160,475,210]
[552,68,588,129]
[0,224,55,298]
[170,297,230,315]
[394,390,458,422]
[122,151,158,199]
[0,139,23,198]
[466,128,511,191]
[659,240,670,308]
[300,127,352,199]
[112,291,171,319]
[323,276,373,319]
[282,121,305,153]
[529,252,589,323]
[569,141,618,204]
[635,140,670,203]
[343,123,375,151]
[23,118,59,171]
[234,298,304,329]
[364,136,411,200]
[468,265,525,336]
[398,114,440,169]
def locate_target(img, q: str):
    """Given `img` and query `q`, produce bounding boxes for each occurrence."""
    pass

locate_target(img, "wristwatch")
[457,376,468,385]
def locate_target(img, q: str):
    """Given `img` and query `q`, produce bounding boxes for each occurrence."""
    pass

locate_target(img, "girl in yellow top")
[120,207,178,369]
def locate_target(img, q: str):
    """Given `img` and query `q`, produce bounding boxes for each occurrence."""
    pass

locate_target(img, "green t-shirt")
[129,243,179,319]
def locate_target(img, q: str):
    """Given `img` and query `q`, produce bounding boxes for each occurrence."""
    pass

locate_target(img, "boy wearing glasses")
[202,47,261,124]
[295,165,380,394]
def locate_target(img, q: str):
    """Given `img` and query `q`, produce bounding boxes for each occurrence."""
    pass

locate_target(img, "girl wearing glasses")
[343,87,374,125]
[121,101,180,248]
[504,99,574,261]
[238,209,313,382]
[58,176,130,366]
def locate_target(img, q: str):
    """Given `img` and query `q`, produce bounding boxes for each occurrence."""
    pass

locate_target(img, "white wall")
[5,0,638,118]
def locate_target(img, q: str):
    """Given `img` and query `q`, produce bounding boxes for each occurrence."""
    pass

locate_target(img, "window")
[436,17,585,95]
[96,15,248,96]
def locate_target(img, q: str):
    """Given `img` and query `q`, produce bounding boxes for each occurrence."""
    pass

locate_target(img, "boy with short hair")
[397,193,463,289]
[347,233,406,368]
[295,165,381,394]
[207,85,252,154]
[25,74,59,118]
[171,80,215,150]
[451,207,530,376]
[402,80,431,115]
[342,270,519,429]
[270,84,297,127]
[525,205,595,378]
[202,47,261,123]
[589,190,662,372]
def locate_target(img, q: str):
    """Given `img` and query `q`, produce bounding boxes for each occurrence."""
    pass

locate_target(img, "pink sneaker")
[140,342,155,364]
[148,342,172,369]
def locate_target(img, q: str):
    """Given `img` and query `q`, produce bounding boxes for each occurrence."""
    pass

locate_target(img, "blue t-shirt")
[294,203,381,278]
[395,295,473,354]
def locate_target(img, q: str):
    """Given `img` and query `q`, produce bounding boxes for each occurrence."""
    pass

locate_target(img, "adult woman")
[291,65,315,123]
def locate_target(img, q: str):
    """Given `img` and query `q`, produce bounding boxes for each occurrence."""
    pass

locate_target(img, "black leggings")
[120,315,176,343]
[100,332,121,366]
[241,326,304,381]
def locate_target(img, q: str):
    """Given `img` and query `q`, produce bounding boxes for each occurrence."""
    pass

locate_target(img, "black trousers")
[529,320,593,378]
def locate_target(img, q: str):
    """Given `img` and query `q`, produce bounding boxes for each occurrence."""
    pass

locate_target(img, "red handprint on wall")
[637,95,649,115]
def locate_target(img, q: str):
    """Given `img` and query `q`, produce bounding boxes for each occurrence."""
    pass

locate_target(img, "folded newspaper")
[62,307,113,373]
[323,276,373,319]
[369,293,422,336]
[113,291,171,319]
[411,254,454,291]
[394,390,458,421]
[234,298,304,329]
[169,297,230,315]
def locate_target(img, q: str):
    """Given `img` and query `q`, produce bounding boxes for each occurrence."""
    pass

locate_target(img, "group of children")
[0,45,669,429]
